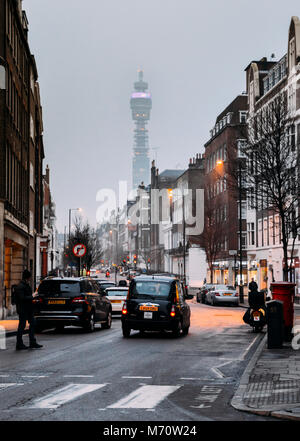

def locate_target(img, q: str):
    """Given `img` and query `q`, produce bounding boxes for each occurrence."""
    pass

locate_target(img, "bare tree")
[64,217,102,272]
[241,92,299,281]
[202,195,225,283]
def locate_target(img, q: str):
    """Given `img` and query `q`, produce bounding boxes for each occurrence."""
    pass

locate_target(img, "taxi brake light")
[170,305,176,317]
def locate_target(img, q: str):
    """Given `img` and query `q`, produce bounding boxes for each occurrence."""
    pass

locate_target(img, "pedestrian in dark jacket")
[248,278,258,293]
[15,270,43,350]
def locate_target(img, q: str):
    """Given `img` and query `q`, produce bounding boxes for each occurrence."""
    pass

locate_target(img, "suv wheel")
[172,320,182,338]
[122,325,131,338]
[102,310,112,329]
[182,324,190,336]
[84,312,95,332]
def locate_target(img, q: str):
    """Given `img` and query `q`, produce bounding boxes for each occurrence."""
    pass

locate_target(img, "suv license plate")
[144,312,153,319]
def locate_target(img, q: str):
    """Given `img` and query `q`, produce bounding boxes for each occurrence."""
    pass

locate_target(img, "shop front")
[3,223,27,316]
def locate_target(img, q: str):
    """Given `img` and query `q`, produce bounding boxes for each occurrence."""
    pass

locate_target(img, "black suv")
[121,275,193,338]
[33,277,112,332]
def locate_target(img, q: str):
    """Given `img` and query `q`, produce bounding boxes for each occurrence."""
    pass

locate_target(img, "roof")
[159,169,185,179]
[133,275,177,283]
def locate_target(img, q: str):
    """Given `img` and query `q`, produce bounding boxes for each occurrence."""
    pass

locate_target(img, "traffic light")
[133,254,137,264]
[86,270,90,276]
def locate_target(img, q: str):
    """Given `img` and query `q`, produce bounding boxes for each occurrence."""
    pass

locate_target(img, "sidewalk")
[232,305,300,421]
[0,315,28,337]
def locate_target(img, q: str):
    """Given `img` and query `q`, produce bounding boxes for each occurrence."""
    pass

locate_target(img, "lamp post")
[238,160,244,303]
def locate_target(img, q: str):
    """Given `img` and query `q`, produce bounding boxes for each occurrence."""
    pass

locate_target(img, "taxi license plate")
[139,306,158,312]
[224,293,232,296]
[47,300,66,305]
[144,312,153,319]
[254,315,260,321]
[110,300,122,303]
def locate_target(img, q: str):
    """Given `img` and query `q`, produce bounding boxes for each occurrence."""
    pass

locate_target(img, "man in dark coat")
[15,270,43,350]
[248,278,258,293]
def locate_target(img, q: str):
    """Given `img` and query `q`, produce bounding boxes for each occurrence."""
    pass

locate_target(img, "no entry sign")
[73,243,87,258]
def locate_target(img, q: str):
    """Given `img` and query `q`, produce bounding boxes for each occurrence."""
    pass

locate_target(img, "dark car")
[96,280,116,294]
[33,277,112,332]
[121,275,193,338]
[196,284,214,303]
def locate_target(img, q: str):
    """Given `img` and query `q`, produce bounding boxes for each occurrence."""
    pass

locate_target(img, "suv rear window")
[38,280,81,296]
[130,281,172,300]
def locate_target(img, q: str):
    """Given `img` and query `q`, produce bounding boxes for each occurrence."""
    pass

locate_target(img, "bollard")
[267,300,284,349]
[0,326,6,350]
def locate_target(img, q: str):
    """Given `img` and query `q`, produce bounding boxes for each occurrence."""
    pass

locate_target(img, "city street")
[0,301,275,421]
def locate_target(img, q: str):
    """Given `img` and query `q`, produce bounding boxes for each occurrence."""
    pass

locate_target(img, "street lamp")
[238,159,244,303]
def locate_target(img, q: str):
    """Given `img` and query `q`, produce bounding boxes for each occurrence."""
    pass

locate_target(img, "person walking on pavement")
[248,278,258,293]
[15,270,43,350]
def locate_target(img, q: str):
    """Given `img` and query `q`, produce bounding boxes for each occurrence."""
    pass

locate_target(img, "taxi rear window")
[130,281,172,300]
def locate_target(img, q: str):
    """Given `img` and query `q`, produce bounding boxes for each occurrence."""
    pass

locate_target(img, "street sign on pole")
[73,243,87,258]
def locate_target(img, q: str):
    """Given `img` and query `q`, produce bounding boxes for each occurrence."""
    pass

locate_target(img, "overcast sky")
[23,0,300,232]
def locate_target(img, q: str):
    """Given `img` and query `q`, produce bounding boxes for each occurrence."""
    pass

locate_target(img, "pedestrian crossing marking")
[24,383,106,409]
[107,385,180,409]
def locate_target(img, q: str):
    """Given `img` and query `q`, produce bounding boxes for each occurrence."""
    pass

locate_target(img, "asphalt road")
[0,301,276,421]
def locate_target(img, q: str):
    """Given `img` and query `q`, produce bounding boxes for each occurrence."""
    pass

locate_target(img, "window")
[247,222,255,246]
[223,144,227,161]
[30,162,34,189]
[242,232,247,249]
[237,139,247,158]
[239,111,247,123]
[241,201,247,219]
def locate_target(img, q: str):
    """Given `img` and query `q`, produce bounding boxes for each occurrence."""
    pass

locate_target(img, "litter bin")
[270,282,295,342]
[267,300,284,349]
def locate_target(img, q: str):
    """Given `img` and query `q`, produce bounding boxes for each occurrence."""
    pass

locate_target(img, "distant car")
[33,277,112,332]
[121,275,193,338]
[196,284,215,303]
[105,287,128,314]
[96,280,116,294]
[205,284,239,306]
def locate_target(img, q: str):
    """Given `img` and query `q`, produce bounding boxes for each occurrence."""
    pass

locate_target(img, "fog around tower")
[22,0,300,231]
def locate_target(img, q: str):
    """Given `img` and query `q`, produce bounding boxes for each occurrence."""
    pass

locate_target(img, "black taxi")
[121,275,192,338]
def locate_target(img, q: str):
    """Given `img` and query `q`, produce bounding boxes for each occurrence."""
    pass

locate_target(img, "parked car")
[105,287,128,314]
[196,284,215,303]
[121,275,193,338]
[205,284,239,306]
[32,277,112,332]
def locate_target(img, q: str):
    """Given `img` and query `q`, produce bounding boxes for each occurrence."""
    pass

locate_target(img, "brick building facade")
[0,0,45,317]
[204,95,248,285]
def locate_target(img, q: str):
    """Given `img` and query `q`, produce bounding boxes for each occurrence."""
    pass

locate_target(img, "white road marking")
[0,383,24,389]
[63,375,94,378]
[238,334,260,361]
[107,385,180,409]
[0,375,10,378]
[24,383,106,409]
[191,385,223,409]
[211,360,233,378]
[21,376,48,378]
[122,376,152,379]
[180,377,202,381]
